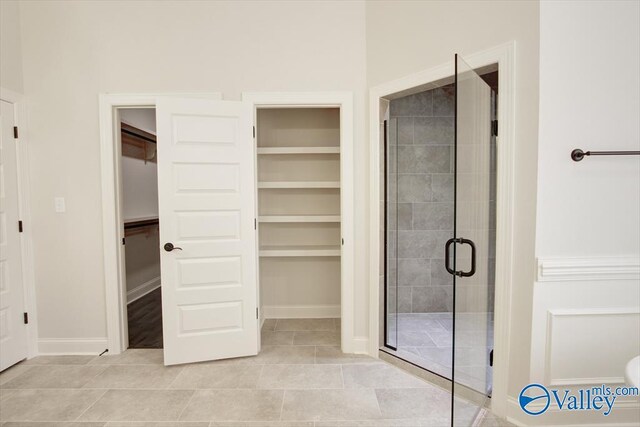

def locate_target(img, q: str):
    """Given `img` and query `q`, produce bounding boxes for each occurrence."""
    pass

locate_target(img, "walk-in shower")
[381,65,498,420]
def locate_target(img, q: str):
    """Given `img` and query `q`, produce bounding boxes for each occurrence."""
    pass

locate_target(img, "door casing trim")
[367,42,516,418]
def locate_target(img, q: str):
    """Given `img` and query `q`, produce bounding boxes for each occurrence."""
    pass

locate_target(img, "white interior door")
[156,97,258,366]
[0,100,27,371]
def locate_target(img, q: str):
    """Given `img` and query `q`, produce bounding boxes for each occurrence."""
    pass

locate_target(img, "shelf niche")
[256,107,342,319]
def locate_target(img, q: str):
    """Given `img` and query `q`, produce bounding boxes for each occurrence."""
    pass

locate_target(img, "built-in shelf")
[257,147,340,155]
[259,245,341,257]
[259,215,341,223]
[123,215,159,225]
[123,216,159,237]
[258,181,340,189]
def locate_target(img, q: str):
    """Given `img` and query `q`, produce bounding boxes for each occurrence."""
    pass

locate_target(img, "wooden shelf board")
[257,147,340,155]
[259,215,340,223]
[258,181,340,189]
[259,245,341,257]
[124,216,159,225]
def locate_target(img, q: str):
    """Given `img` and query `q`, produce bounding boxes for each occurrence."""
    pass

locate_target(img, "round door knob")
[164,243,182,252]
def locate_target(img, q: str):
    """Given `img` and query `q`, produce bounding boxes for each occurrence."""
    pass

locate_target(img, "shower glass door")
[451,54,494,425]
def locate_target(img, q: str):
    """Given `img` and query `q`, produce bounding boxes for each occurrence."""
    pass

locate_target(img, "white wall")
[17,1,367,350]
[530,1,640,425]
[0,0,23,93]
[366,0,540,413]
[536,0,640,257]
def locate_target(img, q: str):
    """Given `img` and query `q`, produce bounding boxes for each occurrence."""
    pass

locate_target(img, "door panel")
[156,98,258,366]
[451,55,494,425]
[0,100,27,371]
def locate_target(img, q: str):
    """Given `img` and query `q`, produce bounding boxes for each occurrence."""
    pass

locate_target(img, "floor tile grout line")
[279,389,286,421]
[164,365,186,389]
[73,388,109,421]
[255,364,266,389]
[175,388,198,422]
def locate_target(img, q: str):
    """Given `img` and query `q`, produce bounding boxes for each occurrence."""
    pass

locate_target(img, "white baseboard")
[351,336,370,354]
[263,304,340,319]
[38,338,108,355]
[127,276,161,304]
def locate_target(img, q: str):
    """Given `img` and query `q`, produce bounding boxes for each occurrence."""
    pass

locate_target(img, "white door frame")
[98,92,221,355]
[242,92,356,353]
[368,42,516,416]
[0,87,38,360]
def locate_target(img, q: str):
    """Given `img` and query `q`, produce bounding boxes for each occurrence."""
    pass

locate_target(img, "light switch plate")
[54,197,66,213]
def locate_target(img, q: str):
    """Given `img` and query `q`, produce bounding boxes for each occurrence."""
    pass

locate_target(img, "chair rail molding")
[537,256,640,282]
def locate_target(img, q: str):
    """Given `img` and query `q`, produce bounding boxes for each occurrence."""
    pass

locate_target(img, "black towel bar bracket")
[571,148,640,162]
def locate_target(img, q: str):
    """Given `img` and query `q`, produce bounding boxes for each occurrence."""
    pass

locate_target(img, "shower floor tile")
[385,312,494,387]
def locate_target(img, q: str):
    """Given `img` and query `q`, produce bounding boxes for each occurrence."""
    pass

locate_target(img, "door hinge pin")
[491,120,498,136]
[23,312,28,324]
[254,218,257,230]
[13,126,18,139]
[256,308,259,319]
[122,237,125,245]
[253,126,256,138]
[18,220,23,233]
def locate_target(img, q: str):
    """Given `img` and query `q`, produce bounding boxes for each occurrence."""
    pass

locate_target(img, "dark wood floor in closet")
[127,287,163,349]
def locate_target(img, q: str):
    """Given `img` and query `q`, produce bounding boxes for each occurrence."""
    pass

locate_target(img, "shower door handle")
[444,238,476,277]
[445,238,457,275]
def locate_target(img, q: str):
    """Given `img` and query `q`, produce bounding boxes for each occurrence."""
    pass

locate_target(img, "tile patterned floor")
[0,318,510,426]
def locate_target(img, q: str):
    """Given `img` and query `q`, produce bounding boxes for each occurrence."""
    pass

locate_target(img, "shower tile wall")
[390,86,455,313]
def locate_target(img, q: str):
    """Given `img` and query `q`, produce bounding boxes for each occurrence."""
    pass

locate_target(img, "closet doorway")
[244,92,355,354]
[119,108,162,349]
[255,107,342,344]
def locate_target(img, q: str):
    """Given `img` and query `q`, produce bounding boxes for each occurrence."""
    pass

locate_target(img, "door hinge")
[256,307,259,319]
[489,349,494,367]
[122,237,125,245]
[491,120,498,136]
[18,220,23,233]
[253,126,256,138]
[23,312,29,324]
[254,218,257,230]
[13,126,18,139]
[341,238,344,245]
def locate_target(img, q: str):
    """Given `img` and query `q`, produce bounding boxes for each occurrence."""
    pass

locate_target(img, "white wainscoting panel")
[545,308,640,386]
[529,256,640,425]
